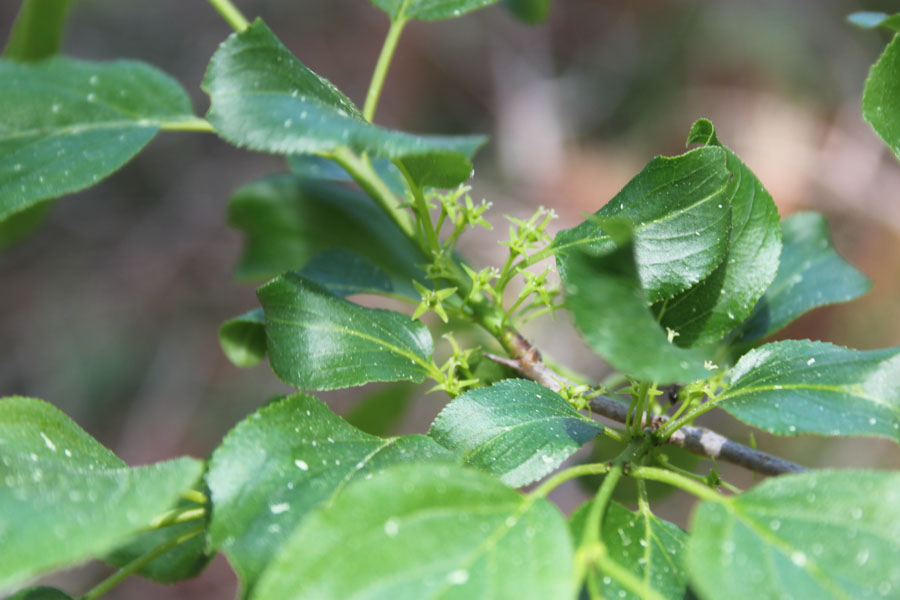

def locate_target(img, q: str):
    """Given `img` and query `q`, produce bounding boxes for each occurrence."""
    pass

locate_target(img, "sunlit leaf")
[0,57,195,223]
[258,273,434,390]
[206,394,453,593]
[252,463,575,600]
[717,340,900,443]
[429,379,602,487]
[0,397,203,591]
[688,470,900,600]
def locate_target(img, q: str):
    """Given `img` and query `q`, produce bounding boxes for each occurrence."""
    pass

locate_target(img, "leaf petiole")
[206,0,249,32]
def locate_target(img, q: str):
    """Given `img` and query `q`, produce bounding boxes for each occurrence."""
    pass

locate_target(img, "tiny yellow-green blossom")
[412,280,456,323]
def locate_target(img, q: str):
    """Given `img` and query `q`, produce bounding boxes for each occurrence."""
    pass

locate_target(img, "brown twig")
[486,332,808,477]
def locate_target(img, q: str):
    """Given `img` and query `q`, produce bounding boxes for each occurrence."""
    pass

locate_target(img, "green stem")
[363,17,408,122]
[629,465,725,503]
[179,489,209,505]
[529,462,611,499]
[329,147,418,245]
[577,545,667,600]
[80,526,204,600]
[395,160,440,252]
[576,438,651,586]
[659,400,718,439]
[207,0,249,31]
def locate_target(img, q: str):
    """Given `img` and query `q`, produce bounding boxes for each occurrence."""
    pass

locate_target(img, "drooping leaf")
[344,383,416,436]
[203,20,485,168]
[863,32,900,160]
[287,154,406,195]
[555,146,731,303]
[251,463,575,600]
[503,0,551,24]
[0,397,203,591]
[716,340,900,443]
[734,212,871,345]
[6,587,73,600]
[104,491,212,583]
[206,394,453,593]
[0,57,195,223]
[370,0,499,22]
[219,309,267,368]
[688,470,900,600]
[3,0,70,61]
[564,233,716,384]
[570,501,689,600]
[654,119,781,347]
[227,175,425,285]
[429,379,602,487]
[848,11,900,32]
[258,273,435,390]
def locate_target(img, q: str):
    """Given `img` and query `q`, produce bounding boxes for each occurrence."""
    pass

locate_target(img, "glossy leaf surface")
[564,238,715,384]
[206,394,453,592]
[654,119,781,347]
[258,273,434,390]
[252,463,574,600]
[718,340,900,442]
[848,11,900,32]
[0,57,194,222]
[0,397,203,590]
[3,0,70,61]
[735,212,870,344]
[555,147,731,303]
[204,20,485,162]
[429,379,602,487]
[570,501,688,600]
[370,0,499,21]
[227,175,425,284]
[863,32,900,160]
[688,471,900,600]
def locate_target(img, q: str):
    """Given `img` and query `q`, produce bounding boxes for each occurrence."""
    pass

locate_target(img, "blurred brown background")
[2,0,900,597]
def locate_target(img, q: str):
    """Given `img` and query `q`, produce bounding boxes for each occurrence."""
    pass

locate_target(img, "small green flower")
[412,280,457,323]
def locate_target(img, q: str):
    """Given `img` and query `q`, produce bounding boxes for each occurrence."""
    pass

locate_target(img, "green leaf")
[399,152,474,189]
[370,0,499,22]
[734,212,871,345]
[219,309,266,368]
[6,587,73,600]
[0,57,195,223]
[863,33,900,160]
[0,202,49,250]
[104,492,212,583]
[503,0,551,24]
[3,0,70,61]
[206,394,453,593]
[0,397,203,591]
[555,147,731,303]
[848,12,900,33]
[296,248,398,298]
[227,175,425,285]
[252,463,575,600]
[429,379,602,487]
[570,501,689,600]
[204,20,485,162]
[258,273,435,390]
[687,470,900,600]
[344,383,416,436]
[287,154,406,195]
[717,340,900,442]
[564,237,716,384]
[653,120,781,347]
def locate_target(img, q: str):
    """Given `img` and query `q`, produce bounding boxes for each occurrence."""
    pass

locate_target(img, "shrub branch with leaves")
[2,2,900,599]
